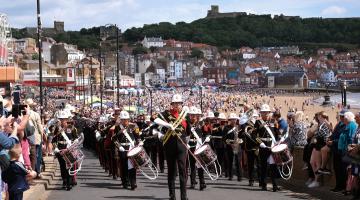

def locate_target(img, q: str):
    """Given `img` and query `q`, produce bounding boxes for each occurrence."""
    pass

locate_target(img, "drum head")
[271,144,288,153]
[128,146,142,156]
[195,144,208,155]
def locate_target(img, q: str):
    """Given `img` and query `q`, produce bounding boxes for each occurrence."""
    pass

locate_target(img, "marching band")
[48,93,294,199]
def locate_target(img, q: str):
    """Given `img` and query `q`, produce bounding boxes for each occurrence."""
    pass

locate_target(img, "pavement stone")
[42,149,354,200]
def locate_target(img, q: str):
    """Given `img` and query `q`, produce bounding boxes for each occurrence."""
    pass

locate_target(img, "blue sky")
[1,0,359,31]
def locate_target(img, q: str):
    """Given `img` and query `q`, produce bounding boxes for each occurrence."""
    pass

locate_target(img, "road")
[46,149,346,200]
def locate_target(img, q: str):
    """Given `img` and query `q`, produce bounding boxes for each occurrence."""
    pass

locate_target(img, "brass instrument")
[162,106,189,145]
[225,127,243,153]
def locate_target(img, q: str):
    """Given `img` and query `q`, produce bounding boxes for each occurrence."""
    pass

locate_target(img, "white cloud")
[321,5,347,15]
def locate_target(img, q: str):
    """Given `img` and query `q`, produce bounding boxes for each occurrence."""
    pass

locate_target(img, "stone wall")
[290,146,336,187]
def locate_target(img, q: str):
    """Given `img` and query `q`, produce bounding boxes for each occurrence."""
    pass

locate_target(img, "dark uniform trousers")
[119,151,136,188]
[165,136,188,200]
[57,154,72,187]
[225,146,242,179]
[110,143,120,179]
[259,148,277,188]
[144,143,158,168]
[189,147,205,186]
[245,150,260,183]
[158,141,165,172]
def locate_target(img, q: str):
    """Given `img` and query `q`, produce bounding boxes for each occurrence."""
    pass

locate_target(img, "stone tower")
[54,21,64,33]
[207,5,219,17]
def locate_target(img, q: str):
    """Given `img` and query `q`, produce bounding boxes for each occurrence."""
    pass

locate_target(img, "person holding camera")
[24,98,45,179]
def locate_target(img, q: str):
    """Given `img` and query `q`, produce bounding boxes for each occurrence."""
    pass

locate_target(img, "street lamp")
[128,90,131,112]
[343,80,347,107]
[200,85,203,112]
[81,63,85,106]
[146,87,153,116]
[99,47,103,114]
[100,24,120,108]
[89,55,93,106]
[36,0,44,119]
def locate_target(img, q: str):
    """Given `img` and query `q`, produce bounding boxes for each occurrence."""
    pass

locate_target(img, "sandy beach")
[247,94,360,125]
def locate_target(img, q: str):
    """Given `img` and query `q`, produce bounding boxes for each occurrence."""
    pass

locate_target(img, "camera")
[10,104,28,118]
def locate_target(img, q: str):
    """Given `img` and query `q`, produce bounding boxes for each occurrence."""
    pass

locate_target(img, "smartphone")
[0,101,3,117]
[12,104,27,118]
[13,91,21,105]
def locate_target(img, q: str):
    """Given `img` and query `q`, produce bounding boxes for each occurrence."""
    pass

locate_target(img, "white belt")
[260,138,272,142]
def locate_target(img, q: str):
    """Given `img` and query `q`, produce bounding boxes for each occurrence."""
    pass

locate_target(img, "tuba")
[225,127,243,154]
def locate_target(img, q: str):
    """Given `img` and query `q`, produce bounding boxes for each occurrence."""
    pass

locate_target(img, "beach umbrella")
[104,102,114,107]
[123,106,137,112]
[91,102,108,109]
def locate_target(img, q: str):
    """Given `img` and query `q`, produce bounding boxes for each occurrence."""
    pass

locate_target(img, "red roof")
[336,74,360,79]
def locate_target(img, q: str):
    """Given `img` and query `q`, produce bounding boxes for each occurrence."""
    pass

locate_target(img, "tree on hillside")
[132,46,148,55]
[190,48,204,59]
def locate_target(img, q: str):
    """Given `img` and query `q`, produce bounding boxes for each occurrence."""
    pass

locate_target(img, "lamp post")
[128,90,131,112]
[149,89,153,116]
[100,24,120,108]
[137,89,140,115]
[90,55,93,106]
[341,84,344,106]
[200,85,203,112]
[36,0,43,119]
[74,65,77,100]
[343,81,347,107]
[116,25,120,108]
[81,63,85,106]
[99,48,103,114]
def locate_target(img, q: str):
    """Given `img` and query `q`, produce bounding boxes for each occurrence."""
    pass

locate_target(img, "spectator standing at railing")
[0,116,21,199]
[338,112,357,196]
[308,111,331,188]
[24,98,45,179]
[1,144,37,200]
[288,111,307,151]
[327,109,347,192]
[347,112,360,199]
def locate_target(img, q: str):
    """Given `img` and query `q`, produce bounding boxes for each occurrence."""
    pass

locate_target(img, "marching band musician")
[223,113,242,181]
[188,107,207,191]
[202,111,215,137]
[152,109,165,173]
[66,115,79,186]
[95,116,108,173]
[106,108,121,180]
[211,113,227,177]
[52,110,74,191]
[141,115,159,170]
[239,111,260,187]
[113,111,141,190]
[153,94,190,200]
[254,104,280,192]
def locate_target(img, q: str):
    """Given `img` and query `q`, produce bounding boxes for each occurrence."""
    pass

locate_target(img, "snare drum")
[194,144,217,167]
[63,147,84,169]
[271,144,292,165]
[127,146,150,168]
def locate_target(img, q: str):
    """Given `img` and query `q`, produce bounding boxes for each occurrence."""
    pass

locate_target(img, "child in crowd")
[1,144,37,200]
